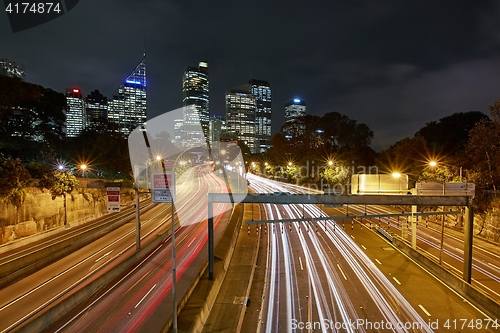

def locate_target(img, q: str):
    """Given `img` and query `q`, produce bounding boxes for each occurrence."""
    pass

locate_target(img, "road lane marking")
[488,262,500,271]
[337,264,348,280]
[135,284,156,309]
[126,271,151,294]
[375,259,382,265]
[299,256,303,270]
[418,304,431,316]
[95,250,113,262]
[393,277,401,285]
[361,245,366,250]
[351,235,355,239]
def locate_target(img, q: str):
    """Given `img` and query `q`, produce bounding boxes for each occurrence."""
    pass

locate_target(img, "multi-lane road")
[344,203,500,303]
[246,174,499,332]
[2,169,500,332]
[0,165,231,333]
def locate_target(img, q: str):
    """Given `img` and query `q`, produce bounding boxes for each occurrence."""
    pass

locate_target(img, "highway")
[41,166,232,333]
[246,174,498,333]
[0,165,230,333]
[344,203,500,303]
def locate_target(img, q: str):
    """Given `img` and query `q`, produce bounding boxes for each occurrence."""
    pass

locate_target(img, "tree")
[466,119,500,192]
[40,170,79,225]
[65,119,131,179]
[268,112,374,184]
[415,111,488,155]
[464,100,500,213]
[0,76,66,159]
[0,154,31,206]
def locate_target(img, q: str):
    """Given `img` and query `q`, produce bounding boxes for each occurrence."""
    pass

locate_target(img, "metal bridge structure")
[207,193,474,282]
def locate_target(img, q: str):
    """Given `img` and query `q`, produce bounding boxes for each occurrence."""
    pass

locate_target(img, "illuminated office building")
[225,85,257,153]
[0,59,25,80]
[174,119,183,148]
[86,90,108,127]
[284,98,307,137]
[209,116,226,145]
[249,79,272,152]
[107,57,147,135]
[285,98,306,121]
[65,88,86,137]
[182,61,209,148]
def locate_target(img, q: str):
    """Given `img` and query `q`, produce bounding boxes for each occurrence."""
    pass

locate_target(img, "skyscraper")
[225,85,257,153]
[285,98,306,122]
[107,56,147,136]
[0,59,25,80]
[174,119,183,148]
[249,79,272,152]
[182,61,209,148]
[86,90,108,127]
[209,116,226,146]
[65,88,86,137]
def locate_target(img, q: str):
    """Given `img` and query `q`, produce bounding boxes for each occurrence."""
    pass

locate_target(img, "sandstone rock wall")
[0,188,135,245]
[474,204,500,243]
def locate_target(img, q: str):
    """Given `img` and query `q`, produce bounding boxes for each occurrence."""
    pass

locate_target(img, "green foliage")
[415,111,488,155]
[64,118,131,179]
[0,76,66,159]
[267,112,375,182]
[465,118,500,192]
[40,170,79,197]
[0,154,31,206]
[320,163,350,185]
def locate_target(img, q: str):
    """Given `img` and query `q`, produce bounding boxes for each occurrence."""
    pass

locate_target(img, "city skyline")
[2,1,500,151]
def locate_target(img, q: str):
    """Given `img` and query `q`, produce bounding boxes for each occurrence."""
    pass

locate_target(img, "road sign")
[153,189,173,202]
[150,160,175,203]
[152,173,172,188]
[107,187,121,212]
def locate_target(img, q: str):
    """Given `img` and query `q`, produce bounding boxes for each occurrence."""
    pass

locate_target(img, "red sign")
[153,173,172,188]
[106,187,121,212]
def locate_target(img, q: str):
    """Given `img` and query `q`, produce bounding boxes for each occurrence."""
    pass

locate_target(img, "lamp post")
[80,164,87,177]
[428,160,449,266]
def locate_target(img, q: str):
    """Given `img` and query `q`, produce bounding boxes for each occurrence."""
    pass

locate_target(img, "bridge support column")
[463,205,473,283]
[208,197,214,280]
[411,205,417,250]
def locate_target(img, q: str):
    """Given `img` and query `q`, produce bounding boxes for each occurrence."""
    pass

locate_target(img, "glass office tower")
[108,57,147,136]
[65,88,86,137]
[225,85,257,153]
[249,79,272,152]
[182,61,209,148]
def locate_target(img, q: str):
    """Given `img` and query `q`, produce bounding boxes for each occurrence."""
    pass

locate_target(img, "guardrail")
[376,226,394,242]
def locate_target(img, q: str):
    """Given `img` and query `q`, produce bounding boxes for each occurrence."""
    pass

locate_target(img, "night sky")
[2,0,500,151]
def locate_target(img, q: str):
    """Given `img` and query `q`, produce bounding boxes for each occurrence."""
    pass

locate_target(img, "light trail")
[249,173,434,332]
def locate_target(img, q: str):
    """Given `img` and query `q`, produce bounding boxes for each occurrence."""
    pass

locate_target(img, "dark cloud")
[1,0,500,151]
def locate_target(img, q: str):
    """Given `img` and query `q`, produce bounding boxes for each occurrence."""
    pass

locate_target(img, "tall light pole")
[428,160,446,265]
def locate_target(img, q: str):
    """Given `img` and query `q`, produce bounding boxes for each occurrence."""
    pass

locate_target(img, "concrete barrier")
[0,212,137,289]
[0,202,155,289]
[15,219,177,333]
[393,237,500,320]
[161,203,244,333]
[15,205,243,333]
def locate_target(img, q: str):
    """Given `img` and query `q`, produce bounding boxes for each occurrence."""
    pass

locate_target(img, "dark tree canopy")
[0,76,66,159]
[270,111,374,165]
[415,111,488,155]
